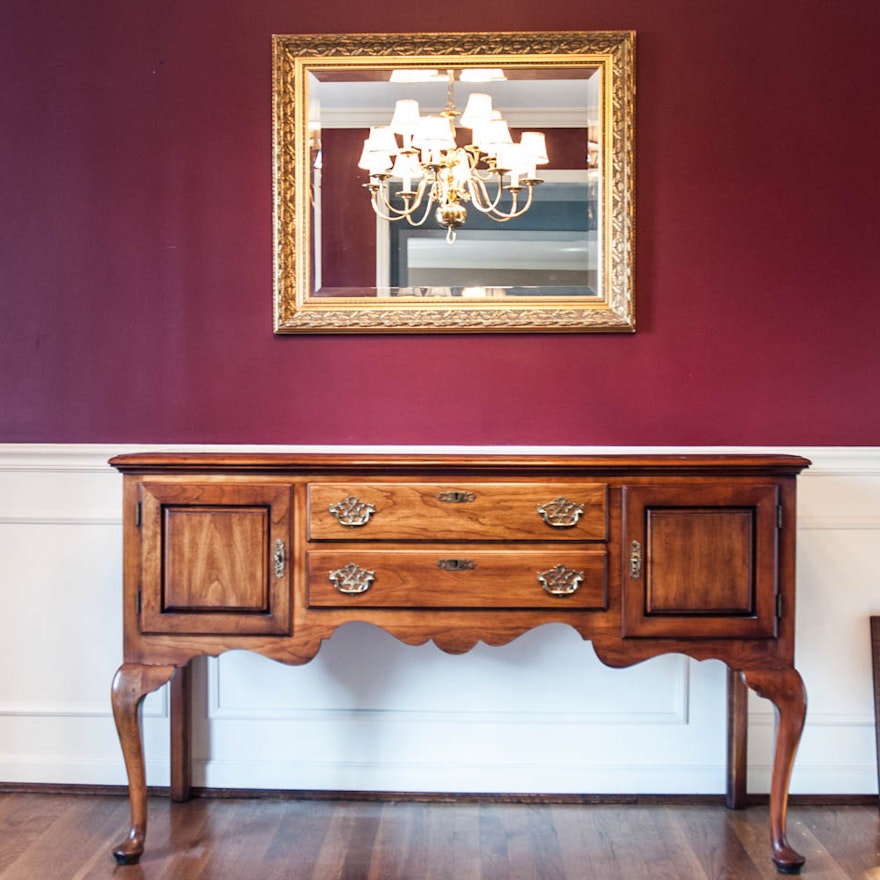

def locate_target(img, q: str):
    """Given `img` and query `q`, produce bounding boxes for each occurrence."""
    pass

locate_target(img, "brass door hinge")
[136,590,142,615]
[135,502,142,527]
[776,594,783,619]
[777,505,783,528]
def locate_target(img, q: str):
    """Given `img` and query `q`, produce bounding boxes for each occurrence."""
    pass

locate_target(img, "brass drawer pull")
[538,564,584,596]
[437,490,476,503]
[329,563,375,594]
[537,497,585,528]
[273,539,286,579]
[328,495,376,527]
[437,559,477,571]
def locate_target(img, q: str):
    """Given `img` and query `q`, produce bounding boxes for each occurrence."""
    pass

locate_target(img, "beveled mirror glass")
[273,31,635,333]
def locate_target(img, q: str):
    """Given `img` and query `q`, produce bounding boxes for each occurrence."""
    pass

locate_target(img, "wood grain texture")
[621,481,780,640]
[308,481,609,542]
[307,549,608,609]
[110,452,811,869]
[164,506,268,611]
[727,667,749,810]
[0,794,875,880]
[140,481,291,636]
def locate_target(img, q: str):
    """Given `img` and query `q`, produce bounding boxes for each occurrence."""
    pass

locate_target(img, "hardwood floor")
[0,793,877,879]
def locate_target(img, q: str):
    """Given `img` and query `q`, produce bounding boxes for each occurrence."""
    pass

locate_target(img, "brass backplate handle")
[273,539,286,579]
[537,497,585,528]
[329,563,375,594]
[329,495,376,527]
[537,564,584,596]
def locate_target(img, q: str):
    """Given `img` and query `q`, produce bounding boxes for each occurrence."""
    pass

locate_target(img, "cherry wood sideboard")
[109,452,810,873]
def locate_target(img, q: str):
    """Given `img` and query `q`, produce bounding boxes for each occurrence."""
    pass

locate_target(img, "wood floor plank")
[0,792,74,874]
[260,801,337,879]
[479,802,514,879]
[487,803,544,880]
[425,803,481,880]
[578,805,677,878]
[784,805,880,879]
[550,803,661,878]
[654,804,756,880]
[728,807,805,880]
[0,794,876,879]
[306,802,380,880]
[0,795,130,880]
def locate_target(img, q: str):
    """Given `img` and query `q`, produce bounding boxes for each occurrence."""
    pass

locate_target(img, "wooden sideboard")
[109,452,810,873]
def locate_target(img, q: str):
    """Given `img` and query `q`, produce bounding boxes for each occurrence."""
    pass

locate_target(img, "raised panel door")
[139,481,292,635]
[622,483,779,639]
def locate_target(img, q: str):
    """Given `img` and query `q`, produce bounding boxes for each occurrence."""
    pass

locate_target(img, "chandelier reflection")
[359,70,549,244]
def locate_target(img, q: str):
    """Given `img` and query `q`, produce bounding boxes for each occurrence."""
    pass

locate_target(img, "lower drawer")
[307,550,607,610]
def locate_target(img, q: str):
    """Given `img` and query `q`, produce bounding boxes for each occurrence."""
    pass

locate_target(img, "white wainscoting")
[0,444,877,795]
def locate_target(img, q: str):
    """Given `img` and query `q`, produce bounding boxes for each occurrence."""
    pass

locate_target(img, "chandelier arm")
[404,184,438,227]
[485,185,538,222]
[370,180,428,222]
[466,175,508,214]
[469,165,497,183]
[369,194,419,223]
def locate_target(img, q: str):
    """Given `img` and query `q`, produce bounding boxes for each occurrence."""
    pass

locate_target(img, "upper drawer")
[308,482,607,542]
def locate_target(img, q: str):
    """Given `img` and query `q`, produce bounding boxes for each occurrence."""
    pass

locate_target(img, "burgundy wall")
[2,1,879,445]
[321,129,377,289]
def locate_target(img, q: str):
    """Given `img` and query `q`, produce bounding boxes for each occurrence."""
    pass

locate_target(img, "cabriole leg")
[111,662,177,865]
[741,667,807,874]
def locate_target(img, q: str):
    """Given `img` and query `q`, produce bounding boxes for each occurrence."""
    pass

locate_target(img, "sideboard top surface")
[109,452,811,477]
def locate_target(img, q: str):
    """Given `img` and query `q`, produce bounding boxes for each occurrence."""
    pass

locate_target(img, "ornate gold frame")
[273,31,635,333]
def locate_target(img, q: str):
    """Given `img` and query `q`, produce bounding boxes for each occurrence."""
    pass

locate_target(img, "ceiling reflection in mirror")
[273,33,635,333]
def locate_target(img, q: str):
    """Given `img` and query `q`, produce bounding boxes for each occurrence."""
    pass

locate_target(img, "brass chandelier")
[358,70,549,243]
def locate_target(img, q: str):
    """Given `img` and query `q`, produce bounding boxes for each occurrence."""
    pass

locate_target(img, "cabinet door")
[622,483,779,639]
[139,481,291,635]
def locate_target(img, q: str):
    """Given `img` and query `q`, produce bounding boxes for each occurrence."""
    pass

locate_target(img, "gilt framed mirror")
[273,31,635,333]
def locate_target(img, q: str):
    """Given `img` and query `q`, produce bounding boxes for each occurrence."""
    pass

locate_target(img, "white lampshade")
[390,151,423,183]
[358,141,393,174]
[415,115,456,151]
[459,93,493,129]
[390,99,422,136]
[364,125,400,156]
[494,142,528,175]
[482,117,513,157]
[520,131,549,165]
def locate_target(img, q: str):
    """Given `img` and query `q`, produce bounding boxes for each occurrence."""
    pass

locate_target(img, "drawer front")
[307,550,607,609]
[308,482,607,542]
